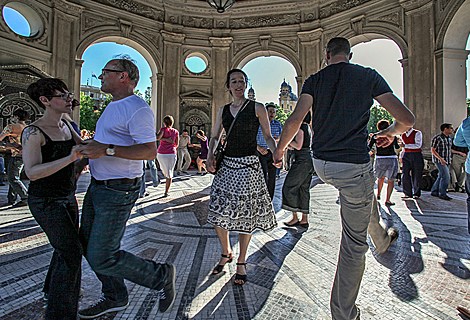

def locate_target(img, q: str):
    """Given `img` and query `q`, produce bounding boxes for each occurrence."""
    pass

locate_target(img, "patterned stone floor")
[1,169,470,319]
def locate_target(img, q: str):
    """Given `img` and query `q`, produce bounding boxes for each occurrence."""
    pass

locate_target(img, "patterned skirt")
[208,155,277,233]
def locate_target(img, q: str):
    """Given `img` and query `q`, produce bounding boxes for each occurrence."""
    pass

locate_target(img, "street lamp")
[206,0,236,13]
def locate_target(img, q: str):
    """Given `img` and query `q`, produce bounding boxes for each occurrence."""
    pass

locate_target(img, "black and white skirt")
[208,155,277,234]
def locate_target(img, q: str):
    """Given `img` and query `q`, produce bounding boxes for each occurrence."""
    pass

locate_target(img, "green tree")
[368,105,394,134]
[266,102,290,125]
[467,98,470,117]
[79,93,110,132]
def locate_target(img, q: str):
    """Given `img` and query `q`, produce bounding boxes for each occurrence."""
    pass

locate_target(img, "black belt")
[92,177,142,186]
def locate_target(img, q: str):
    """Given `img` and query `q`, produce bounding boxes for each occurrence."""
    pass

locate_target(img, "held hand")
[375,130,395,148]
[76,140,107,159]
[257,146,268,155]
[206,153,216,173]
[70,145,82,162]
[272,148,284,168]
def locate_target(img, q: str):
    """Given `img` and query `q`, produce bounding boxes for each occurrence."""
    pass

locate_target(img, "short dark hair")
[326,37,351,57]
[111,54,139,85]
[182,129,188,133]
[13,109,30,121]
[197,130,205,136]
[377,119,390,131]
[225,69,248,93]
[265,103,276,111]
[440,123,452,131]
[163,115,174,127]
[303,110,311,124]
[26,78,68,109]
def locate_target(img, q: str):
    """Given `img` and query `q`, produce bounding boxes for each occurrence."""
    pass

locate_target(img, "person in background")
[401,127,424,199]
[449,130,467,193]
[176,129,192,175]
[282,111,314,228]
[156,115,179,197]
[368,119,400,206]
[430,123,453,200]
[273,37,413,320]
[256,103,282,200]
[453,117,470,234]
[0,108,29,206]
[194,130,208,175]
[23,78,85,319]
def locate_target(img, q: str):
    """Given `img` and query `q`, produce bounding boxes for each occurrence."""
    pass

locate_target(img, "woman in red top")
[156,115,179,197]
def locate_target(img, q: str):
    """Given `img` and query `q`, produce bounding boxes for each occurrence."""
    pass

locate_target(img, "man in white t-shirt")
[77,57,176,318]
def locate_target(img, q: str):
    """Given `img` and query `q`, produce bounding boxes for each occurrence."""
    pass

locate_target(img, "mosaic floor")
[1,170,470,319]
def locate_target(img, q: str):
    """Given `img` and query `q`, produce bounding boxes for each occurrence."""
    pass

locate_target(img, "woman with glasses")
[206,69,277,285]
[23,78,85,320]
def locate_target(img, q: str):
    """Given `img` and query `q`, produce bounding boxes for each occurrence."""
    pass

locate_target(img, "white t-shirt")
[90,95,156,180]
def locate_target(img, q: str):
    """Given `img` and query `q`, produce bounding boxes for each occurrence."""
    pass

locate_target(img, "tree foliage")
[467,98,470,117]
[79,93,110,132]
[266,102,291,125]
[368,105,394,134]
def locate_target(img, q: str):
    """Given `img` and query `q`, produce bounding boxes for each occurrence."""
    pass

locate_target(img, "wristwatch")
[105,144,115,156]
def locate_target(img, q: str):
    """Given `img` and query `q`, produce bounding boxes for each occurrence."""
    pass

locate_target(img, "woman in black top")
[369,119,400,206]
[283,111,314,228]
[23,78,85,320]
[206,69,277,285]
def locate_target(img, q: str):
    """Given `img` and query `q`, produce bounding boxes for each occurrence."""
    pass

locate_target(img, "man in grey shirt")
[177,129,192,174]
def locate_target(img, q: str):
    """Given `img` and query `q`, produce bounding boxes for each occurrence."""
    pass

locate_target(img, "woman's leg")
[286,212,299,225]
[377,177,385,199]
[165,178,171,194]
[300,213,308,224]
[386,179,395,203]
[235,233,252,284]
[213,226,232,272]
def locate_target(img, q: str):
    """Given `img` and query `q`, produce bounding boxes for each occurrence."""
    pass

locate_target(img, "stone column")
[400,0,435,151]
[435,48,469,130]
[152,73,164,128]
[297,28,323,84]
[209,37,233,126]
[295,76,304,98]
[73,59,84,124]
[399,58,409,107]
[161,30,185,127]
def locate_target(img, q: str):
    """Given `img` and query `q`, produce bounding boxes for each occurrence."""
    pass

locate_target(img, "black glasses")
[101,68,124,75]
[48,92,74,100]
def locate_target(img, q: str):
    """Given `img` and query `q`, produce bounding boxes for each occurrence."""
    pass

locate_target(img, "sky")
[3,6,470,102]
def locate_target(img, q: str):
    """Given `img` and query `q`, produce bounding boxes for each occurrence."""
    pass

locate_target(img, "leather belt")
[92,177,142,186]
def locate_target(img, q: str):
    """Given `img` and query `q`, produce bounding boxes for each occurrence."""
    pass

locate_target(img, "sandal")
[283,221,300,227]
[212,253,233,274]
[234,263,247,285]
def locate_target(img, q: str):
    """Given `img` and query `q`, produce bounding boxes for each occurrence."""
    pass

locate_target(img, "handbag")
[212,99,250,174]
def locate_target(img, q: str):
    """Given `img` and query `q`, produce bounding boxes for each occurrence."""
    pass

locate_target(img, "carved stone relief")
[320,0,372,19]
[92,0,164,21]
[233,42,251,56]
[182,16,212,28]
[373,11,402,27]
[230,13,301,29]
[277,39,299,52]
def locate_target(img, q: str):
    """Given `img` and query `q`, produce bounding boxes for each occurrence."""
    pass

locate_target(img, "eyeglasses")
[101,68,124,75]
[48,92,74,100]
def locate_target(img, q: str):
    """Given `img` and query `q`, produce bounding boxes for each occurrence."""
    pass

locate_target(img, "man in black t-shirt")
[274,37,415,320]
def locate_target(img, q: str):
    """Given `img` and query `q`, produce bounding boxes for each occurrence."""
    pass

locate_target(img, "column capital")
[209,37,233,48]
[399,0,432,14]
[435,48,470,60]
[161,30,185,44]
[75,59,84,68]
[297,28,323,43]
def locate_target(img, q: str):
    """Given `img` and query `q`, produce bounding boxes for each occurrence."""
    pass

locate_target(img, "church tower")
[248,86,256,100]
[279,78,297,113]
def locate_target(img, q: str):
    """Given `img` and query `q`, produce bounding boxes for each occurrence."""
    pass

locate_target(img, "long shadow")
[371,205,423,301]
[405,200,470,279]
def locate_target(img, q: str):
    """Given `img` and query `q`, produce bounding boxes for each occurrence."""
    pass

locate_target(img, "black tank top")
[27,121,77,198]
[222,100,259,157]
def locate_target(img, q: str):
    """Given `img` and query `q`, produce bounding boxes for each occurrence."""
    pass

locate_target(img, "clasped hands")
[74,139,108,159]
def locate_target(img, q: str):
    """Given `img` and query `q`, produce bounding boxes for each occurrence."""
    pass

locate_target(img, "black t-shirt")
[301,62,392,164]
[369,136,399,156]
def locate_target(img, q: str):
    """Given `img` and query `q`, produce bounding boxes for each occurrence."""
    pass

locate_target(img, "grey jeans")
[314,159,391,320]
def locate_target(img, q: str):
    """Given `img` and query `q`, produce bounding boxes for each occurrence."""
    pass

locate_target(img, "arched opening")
[77,36,160,127]
[238,56,298,114]
[441,0,470,127]
[350,37,404,102]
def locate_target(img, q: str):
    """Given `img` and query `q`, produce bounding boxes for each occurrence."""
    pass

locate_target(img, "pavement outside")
[1,169,470,320]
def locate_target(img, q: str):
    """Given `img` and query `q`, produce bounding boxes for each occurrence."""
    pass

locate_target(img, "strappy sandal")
[234,263,247,285]
[212,253,233,274]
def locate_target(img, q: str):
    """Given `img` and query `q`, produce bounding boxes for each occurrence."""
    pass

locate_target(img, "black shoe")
[431,193,439,197]
[439,195,452,200]
[78,296,129,319]
[159,264,176,313]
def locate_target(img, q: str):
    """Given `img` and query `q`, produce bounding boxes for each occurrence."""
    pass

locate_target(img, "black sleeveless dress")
[207,100,277,233]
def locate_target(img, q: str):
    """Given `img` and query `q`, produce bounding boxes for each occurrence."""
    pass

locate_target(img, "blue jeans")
[80,179,168,301]
[431,162,450,197]
[28,194,82,320]
[314,160,391,320]
[7,156,27,203]
[140,160,160,196]
[0,156,4,183]
[466,173,470,234]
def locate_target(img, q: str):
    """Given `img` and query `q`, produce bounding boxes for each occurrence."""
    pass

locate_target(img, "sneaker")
[159,264,176,313]
[78,295,129,319]
[439,195,452,201]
